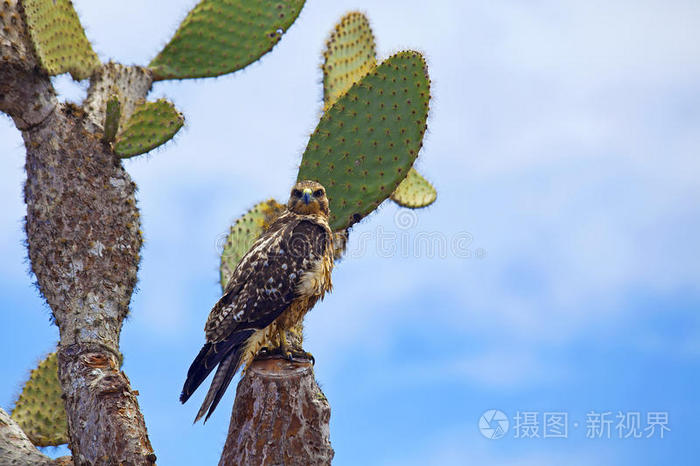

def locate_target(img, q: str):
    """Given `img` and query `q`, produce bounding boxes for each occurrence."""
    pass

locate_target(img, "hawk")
[180,180,334,422]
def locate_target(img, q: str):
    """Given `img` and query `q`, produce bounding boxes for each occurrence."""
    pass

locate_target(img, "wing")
[206,214,331,342]
[205,212,297,342]
[180,213,331,421]
[180,213,298,408]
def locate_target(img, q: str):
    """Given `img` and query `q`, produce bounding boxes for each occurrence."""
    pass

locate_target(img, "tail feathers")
[179,341,230,404]
[180,329,256,422]
[180,329,254,405]
[194,351,240,423]
[180,343,214,404]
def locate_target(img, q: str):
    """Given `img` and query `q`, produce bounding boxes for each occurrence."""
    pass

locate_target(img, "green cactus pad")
[298,51,431,231]
[149,0,306,80]
[103,94,121,143]
[21,0,100,80]
[220,199,285,290]
[11,352,68,447]
[391,167,436,208]
[322,11,376,110]
[113,99,184,158]
[322,13,436,211]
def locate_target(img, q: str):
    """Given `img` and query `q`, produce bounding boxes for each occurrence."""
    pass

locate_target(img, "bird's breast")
[296,253,333,298]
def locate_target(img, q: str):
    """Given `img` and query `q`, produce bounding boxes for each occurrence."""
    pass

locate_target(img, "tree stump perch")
[219,358,333,466]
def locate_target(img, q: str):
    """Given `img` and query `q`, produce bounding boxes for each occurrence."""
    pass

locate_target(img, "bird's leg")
[287,324,304,346]
[286,324,315,364]
[278,328,293,361]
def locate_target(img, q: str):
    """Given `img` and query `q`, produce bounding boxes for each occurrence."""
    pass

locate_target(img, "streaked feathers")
[180,181,334,422]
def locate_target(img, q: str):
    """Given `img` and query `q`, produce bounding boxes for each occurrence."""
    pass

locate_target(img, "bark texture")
[21,105,155,465]
[0,407,71,466]
[0,0,56,130]
[220,358,334,466]
[1,1,155,464]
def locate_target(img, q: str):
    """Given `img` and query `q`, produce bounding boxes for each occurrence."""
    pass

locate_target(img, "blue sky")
[1,0,699,464]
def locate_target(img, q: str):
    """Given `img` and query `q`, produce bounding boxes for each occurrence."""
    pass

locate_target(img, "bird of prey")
[180,180,334,422]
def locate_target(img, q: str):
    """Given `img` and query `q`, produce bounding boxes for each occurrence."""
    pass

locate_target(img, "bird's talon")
[288,349,315,364]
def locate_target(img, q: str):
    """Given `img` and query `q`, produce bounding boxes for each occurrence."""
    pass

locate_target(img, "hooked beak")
[302,188,312,205]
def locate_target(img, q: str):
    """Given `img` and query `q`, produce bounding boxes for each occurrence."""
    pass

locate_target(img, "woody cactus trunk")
[1,0,305,464]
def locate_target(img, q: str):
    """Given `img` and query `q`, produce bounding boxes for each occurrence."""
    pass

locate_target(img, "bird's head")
[287,180,329,217]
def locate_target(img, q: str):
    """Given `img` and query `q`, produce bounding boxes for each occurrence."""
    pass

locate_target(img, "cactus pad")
[298,51,431,231]
[220,199,285,290]
[391,167,436,208]
[103,94,121,143]
[322,11,376,110]
[21,0,100,80]
[113,99,184,158]
[149,0,306,80]
[11,352,68,447]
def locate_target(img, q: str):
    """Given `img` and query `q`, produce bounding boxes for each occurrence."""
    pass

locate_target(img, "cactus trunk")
[23,105,154,464]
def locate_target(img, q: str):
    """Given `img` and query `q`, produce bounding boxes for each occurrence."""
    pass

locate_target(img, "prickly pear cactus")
[11,352,68,447]
[21,0,100,80]
[322,12,376,110]
[220,199,285,290]
[149,0,306,80]
[321,12,436,211]
[103,94,121,143]
[113,99,184,158]
[391,167,436,208]
[298,51,431,231]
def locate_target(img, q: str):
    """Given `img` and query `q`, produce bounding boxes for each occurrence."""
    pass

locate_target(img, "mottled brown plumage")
[181,180,334,422]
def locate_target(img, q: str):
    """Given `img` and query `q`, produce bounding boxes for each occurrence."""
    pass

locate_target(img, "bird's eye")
[313,189,324,198]
[292,189,302,198]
